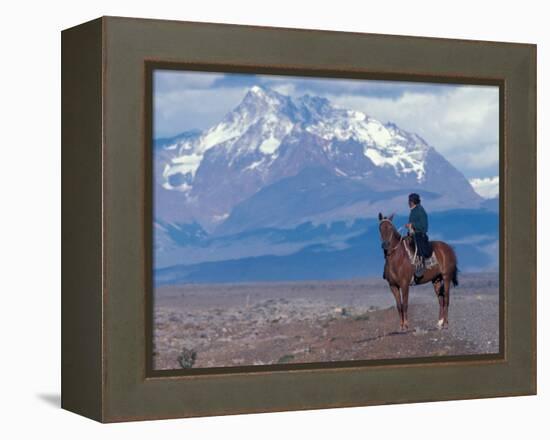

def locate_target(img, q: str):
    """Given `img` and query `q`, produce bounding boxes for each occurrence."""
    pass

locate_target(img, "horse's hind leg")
[441,276,451,329]
[433,278,445,328]
[389,285,404,330]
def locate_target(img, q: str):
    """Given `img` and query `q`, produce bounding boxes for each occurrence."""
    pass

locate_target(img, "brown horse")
[378,213,459,331]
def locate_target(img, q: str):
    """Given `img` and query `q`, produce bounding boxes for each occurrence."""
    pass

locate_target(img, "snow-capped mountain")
[154,85,482,231]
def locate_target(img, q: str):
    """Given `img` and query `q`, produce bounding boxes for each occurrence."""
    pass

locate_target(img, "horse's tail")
[452,266,459,287]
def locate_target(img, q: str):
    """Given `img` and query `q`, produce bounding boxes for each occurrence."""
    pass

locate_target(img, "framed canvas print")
[61,16,536,422]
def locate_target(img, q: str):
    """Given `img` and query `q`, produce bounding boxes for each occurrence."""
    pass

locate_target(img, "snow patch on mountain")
[160,86,302,191]
[259,136,280,154]
[201,122,243,151]
[166,153,202,178]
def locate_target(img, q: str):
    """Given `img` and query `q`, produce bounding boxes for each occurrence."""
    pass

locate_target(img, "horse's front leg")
[389,284,404,330]
[400,283,410,331]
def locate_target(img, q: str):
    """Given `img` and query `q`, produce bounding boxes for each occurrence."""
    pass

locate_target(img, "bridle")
[379,218,406,257]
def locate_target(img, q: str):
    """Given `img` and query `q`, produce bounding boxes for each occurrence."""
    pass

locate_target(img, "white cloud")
[269,82,297,96]
[329,85,499,176]
[469,176,499,199]
[153,70,247,137]
[154,70,224,92]
[154,86,248,137]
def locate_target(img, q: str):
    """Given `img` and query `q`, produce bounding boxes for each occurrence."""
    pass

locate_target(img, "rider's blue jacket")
[409,204,428,234]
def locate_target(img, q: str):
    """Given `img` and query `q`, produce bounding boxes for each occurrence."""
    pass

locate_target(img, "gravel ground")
[153,273,499,370]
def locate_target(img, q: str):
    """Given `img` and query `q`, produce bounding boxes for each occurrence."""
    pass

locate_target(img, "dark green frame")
[62,16,536,422]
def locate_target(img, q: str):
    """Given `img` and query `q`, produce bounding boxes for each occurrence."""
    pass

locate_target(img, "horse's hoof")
[437,319,444,329]
[443,322,449,329]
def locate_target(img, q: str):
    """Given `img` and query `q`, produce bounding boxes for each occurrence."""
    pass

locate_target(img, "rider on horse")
[378,197,457,330]
[405,193,431,279]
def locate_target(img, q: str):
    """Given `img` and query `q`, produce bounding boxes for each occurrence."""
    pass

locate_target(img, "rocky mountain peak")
[154,85,482,229]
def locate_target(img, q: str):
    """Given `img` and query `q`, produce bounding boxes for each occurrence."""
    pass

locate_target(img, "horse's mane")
[384,219,414,252]
[390,223,402,242]
[383,218,402,242]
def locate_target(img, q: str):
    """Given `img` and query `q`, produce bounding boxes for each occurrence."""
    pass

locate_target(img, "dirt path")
[153,273,499,370]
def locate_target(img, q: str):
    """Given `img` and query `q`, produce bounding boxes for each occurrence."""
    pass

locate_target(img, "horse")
[378,213,459,331]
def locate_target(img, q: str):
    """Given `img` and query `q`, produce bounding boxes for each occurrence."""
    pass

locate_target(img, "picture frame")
[61,16,536,422]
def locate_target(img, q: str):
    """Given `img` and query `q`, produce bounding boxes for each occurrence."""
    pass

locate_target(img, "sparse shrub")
[353,313,370,321]
[177,348,197,368]
[277,354,295,364]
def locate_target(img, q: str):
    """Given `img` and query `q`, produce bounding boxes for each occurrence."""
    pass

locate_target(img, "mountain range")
[153,85,498,284]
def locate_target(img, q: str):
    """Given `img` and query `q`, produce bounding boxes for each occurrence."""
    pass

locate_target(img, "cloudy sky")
[153,70,499,180]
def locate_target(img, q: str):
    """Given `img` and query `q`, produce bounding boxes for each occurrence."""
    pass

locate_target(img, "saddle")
[403,236,438,270]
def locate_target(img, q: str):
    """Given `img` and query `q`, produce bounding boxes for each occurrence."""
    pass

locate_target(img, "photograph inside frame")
[151,69,500,371]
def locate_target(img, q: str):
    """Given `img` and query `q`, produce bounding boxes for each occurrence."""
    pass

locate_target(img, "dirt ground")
[153,273,499,370]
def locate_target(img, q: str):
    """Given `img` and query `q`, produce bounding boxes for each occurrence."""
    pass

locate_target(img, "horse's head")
[378,212,396,252]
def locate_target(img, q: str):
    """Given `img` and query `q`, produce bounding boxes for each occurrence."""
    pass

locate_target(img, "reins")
[379,219,412,258]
